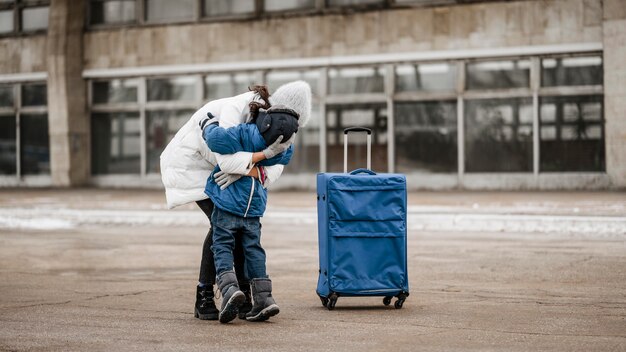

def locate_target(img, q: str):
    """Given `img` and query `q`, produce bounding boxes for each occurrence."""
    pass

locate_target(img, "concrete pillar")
[46,0,89,186]
[603,0,626,189]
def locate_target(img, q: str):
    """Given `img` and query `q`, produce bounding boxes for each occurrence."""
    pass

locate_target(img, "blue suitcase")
[316,127,409,310]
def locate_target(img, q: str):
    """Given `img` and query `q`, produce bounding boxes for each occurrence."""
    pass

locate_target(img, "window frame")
[0,0,50,37]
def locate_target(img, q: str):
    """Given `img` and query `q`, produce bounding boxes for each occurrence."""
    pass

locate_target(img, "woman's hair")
[248,85,271,121]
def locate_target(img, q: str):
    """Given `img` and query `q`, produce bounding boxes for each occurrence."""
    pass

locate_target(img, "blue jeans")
[211,207,267,280]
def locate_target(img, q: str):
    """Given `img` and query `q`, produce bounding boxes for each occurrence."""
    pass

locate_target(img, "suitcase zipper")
[243,178,255,218]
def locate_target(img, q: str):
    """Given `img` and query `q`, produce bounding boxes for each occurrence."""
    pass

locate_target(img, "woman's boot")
[216,271,245,323]
[194,285,219,320]
[246,278,280,322]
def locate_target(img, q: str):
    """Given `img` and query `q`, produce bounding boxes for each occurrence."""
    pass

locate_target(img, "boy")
[200,105,299,323]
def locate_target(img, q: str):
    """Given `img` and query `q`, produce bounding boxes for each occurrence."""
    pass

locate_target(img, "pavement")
[0,189,625,351]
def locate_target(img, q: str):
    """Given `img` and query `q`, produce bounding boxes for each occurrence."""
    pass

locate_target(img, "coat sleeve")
[209,98,255,174]
[202,124,244,154]
[263,164,284,188]
[204,123,255,175]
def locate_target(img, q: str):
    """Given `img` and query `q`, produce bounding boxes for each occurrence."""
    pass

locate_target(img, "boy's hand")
[199,112,219,130]
[214,170,242,190]
[262,134,296,159]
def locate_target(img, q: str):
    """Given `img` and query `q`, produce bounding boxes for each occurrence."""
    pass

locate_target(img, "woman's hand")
[214,170,242,190]
[262,134,296,159]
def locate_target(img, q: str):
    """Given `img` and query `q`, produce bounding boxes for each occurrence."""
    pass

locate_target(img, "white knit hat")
[269,80,312,127]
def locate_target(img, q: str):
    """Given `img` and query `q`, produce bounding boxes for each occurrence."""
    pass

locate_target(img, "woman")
[160,80,312,320]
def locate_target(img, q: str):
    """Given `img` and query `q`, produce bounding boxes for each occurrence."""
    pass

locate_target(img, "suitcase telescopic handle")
[343,127,372,173]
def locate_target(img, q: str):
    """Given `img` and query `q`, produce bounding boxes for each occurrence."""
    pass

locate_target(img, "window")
[92,79,139,104]
[326,104,387,172]
[89,0,136,25]
[264,0,315,12]
[204,73,256,101]
[395,63,457,92]
[21,6,49,31]
[21,83,47,106]
[0,84,13,107]
[146,109,193,173]
[0,10,13,34]
[146,0,195,22]
[540,96,604,172]
[0,82,49,177]
[204,0,255,17]
[148,76,197,102]
[465,98,533,172]
[395,101,457,173]
[329,66,385,95]
[0,116,16,175]
[327,0,385,6]
[0,1,49,34]
[91,112,141,174]
[20,114,49,175]
[542,56,603,87]
[467,59,530,90]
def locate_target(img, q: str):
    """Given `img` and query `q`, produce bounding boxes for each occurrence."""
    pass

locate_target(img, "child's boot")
[216,271,245,323]
[246,278,280,322]
[194,285,219,320]
[238,282,252,320]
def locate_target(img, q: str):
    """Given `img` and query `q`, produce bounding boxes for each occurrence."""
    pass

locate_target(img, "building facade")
[0,0,624,190]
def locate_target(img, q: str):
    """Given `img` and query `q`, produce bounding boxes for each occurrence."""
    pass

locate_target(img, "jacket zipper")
[243,178,255,218]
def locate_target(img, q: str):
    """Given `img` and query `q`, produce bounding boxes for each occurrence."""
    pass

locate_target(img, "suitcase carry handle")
[350,168,377,176]
[343,127,372,173]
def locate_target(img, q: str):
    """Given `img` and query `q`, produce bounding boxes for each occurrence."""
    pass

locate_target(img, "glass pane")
[0,10,13,34]
[90,0,136,25]
[146,110,192,173]
[266,70,319,98]
[22,6,49,31]
[284,103,320,173]
[329,67,385,95]
[395,101,457,173]
[540,96,604,172]
[328,0,384,6]
[395,63,457,92]
[205,73,256,100]
[91,112,140,174]
[264,0,315,12]
[326,104,387,172]
[204,0,255,16]
[147,76,196,102]
[146,0,194,22]
[20,114,50,175]
[465,98,533,172]
[21,83,47,106]
[542,56,603,87]
[93,79,139,104]
[0,85,13,107]
[467,60,530,90]
[0,116,16,175]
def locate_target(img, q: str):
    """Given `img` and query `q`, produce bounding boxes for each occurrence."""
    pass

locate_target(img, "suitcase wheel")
[319,295,329,308]
[394,293,408,309]
[383,296,392,306]
[327,293,338,311]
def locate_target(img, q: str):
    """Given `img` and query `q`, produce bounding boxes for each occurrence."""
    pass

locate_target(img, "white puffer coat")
[160,91,285,209]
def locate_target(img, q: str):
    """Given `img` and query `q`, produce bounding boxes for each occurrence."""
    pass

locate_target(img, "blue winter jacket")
[202,123,294,218]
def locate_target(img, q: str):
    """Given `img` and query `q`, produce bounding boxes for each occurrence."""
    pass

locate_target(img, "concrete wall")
[0,35,47,74]
[46,0,89,186]
[603,0,626,188]
[82,0,603,70]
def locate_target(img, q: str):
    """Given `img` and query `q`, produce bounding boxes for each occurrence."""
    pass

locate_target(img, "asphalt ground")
[0,189,625,351]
